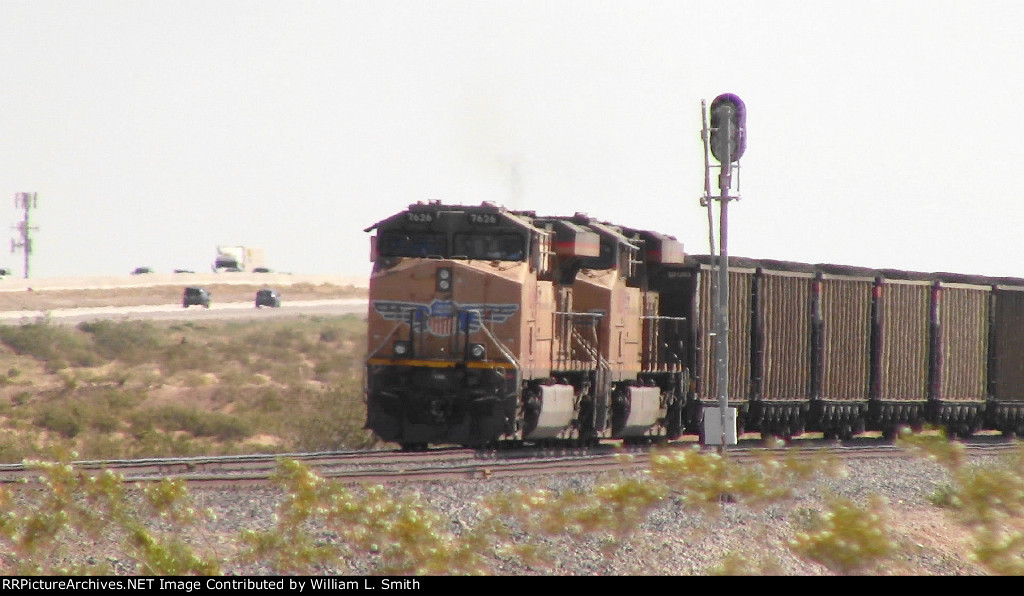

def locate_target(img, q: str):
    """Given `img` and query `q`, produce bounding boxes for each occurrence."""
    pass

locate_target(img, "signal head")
[709,93,746,164]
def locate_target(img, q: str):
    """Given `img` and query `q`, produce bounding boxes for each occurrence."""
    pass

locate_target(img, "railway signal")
[701,93,747,451]
[709,93,746,164]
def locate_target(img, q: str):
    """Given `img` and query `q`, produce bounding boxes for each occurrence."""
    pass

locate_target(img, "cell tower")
[11,192,38,279]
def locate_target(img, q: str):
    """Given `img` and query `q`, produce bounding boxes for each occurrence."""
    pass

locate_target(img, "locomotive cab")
[364,202,565,448]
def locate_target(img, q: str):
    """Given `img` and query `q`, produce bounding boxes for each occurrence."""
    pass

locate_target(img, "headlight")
[467,343,486,361]
[436,267,453,292]
[393,341,411,358]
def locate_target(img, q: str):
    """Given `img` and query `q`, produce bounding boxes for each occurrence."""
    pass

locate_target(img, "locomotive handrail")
[553,311,605,370]
[570,326,609,370]
[476,319,520,368]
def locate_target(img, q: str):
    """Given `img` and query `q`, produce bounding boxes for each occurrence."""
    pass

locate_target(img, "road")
[0,298,369,325]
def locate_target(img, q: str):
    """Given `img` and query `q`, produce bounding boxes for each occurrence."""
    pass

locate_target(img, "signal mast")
[11,192,38,279]
[700,94,746,451]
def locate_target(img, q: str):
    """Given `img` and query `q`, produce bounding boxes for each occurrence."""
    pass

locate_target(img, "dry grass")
[0,284,376,462]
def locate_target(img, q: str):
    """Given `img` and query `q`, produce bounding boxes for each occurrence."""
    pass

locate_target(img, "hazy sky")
[2,1,1023,279]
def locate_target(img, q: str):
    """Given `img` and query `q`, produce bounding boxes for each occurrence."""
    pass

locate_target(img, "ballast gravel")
[176,454,992,576]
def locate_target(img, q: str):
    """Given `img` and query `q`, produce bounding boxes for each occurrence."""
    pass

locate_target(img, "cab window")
[452,232,525,261]
[378,231,447,258]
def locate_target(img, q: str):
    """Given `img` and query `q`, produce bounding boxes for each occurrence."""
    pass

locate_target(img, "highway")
[0,298,369,325]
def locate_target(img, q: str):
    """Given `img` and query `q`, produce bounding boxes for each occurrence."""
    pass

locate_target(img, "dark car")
[255,288,281,308]
[131,267,153,275]
[252,267,272,273]
[183,286,211,308]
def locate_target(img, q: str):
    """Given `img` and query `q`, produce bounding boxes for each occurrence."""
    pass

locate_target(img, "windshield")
[452,232,525,261]
[378,231,447,258]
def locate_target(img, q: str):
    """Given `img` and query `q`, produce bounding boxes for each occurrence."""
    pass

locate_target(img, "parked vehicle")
[255,288,281,308]
[182,286,211,308]
[131,267,153,275]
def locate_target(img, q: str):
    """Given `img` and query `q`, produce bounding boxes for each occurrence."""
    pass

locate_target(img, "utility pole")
[12,192,38,279]
[700,94,746,452]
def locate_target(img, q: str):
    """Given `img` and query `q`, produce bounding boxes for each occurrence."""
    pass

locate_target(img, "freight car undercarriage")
[696,396,1024,440]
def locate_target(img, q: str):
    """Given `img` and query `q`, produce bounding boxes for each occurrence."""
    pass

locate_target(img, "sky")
[2,0,1023,280]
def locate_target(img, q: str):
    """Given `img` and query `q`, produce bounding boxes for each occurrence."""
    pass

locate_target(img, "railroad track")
[1,436,1018,488]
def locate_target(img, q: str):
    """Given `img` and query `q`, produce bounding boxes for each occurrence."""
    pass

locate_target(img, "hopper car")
[364,201,1024,449]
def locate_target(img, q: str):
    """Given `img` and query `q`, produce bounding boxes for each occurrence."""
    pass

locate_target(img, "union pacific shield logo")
[372,299,518,337]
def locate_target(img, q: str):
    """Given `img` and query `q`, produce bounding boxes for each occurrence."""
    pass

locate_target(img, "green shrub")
[0,320,99,368]
[77,320,164,364]
[289,385,378,451]
[788,495,897,574]
[129,405,251,442]
[34,406,82,439]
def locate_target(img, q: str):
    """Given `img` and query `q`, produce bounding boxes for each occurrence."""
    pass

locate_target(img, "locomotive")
[364,201,1024,449]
